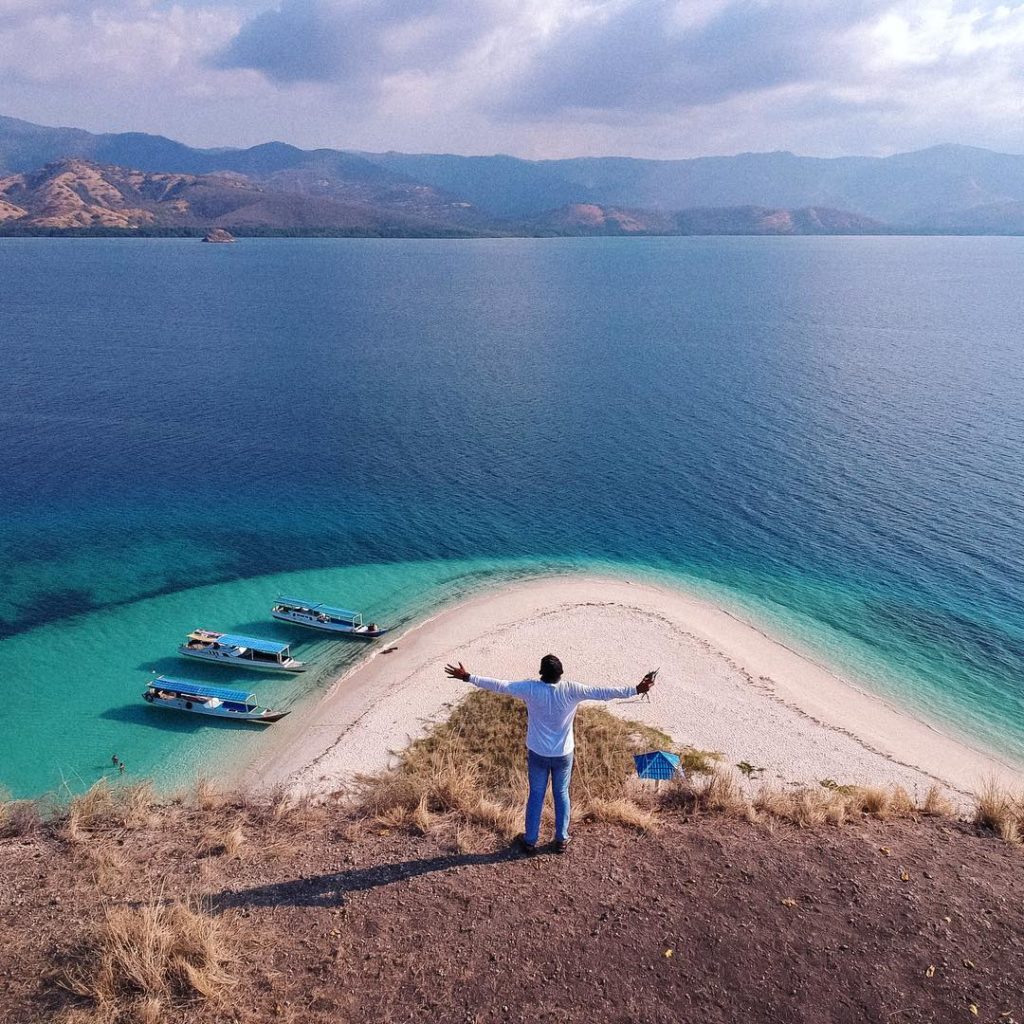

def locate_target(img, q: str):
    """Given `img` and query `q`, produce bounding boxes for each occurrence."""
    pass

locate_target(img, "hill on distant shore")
[4,114,1024,234]
[0,158,889,237]
[0,159,476,234]
[531,202,885,235]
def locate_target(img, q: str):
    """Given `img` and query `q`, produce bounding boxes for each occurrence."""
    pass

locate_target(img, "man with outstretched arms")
[445,654,657,854]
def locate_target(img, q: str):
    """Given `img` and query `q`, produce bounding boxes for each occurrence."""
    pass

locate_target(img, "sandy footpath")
[241,575,1023,801]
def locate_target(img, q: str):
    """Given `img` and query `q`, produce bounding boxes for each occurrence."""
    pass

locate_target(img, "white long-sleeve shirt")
[468,675,637,757]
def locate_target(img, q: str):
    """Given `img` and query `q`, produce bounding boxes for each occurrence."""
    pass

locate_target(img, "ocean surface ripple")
[1,236,1023,797]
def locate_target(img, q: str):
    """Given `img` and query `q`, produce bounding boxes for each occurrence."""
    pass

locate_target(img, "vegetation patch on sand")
[974,779,1024,844]
[354,690,684,839]
[353,690,1001,840]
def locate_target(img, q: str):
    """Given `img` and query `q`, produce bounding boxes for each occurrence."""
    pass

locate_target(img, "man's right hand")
[637,671,657,695]
[445,662,471,682]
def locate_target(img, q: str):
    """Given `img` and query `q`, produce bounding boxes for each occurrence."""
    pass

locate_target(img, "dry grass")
[350,691,977,843]
[853,785,916,819]
[355,689,674,838]
[59,781,118,842]
[0,795,42,838]
[56,896,235,1021]
[197,822,246,859]
[257,833,303,861]
[974,780,1024,844]
[679,747,724,775]
[57,1005,121,1024]
[665,768,941,830]
[7,754,1006,1023]
[55,781,158,843]
[452,821,493,853]
[754,785,834,827]
[663,768,755,820]
[585,797,659,831]
[117,783,158,829]
[263,786,316,825]
[194,777,224,813]
[2,780,161,846]
[74,843,130,891]
[921,784,957,818]
[132,997,164,1024]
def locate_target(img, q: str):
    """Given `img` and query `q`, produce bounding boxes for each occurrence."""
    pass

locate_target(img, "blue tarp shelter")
[217,633,291,654]
[633,750,682,780]
[277,597,360,623]
[151,678,256,703]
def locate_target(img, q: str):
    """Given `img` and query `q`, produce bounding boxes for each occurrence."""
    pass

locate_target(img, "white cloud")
[0,1,243,84]
[1,0,1024,156]
[211,0,532,85]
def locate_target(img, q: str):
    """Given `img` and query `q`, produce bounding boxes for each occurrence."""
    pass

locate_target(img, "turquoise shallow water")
[2,236,1023,797]
[0,555,569,797]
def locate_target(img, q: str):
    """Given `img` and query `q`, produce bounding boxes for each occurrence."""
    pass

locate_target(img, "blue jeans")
[525,749,574,844]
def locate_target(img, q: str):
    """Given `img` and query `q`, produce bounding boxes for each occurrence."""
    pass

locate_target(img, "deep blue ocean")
[2,236,1023,799]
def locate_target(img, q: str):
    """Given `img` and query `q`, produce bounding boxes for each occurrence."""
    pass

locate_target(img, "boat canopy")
[277,596,360,621]
[151,678,256,703]
[216,633,291,655]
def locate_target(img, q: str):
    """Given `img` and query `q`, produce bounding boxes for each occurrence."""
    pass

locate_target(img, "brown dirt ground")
[1,804,1022,1024]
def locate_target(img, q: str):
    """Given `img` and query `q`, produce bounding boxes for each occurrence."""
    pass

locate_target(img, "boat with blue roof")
[143,677,290,722]
[271,597,390,638]
[178,629,306,672]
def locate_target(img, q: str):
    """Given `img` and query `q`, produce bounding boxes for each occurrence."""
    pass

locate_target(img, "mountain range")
[3,114,1024,235]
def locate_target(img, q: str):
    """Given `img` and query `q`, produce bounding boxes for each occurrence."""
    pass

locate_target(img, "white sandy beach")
[242,575,1024,802]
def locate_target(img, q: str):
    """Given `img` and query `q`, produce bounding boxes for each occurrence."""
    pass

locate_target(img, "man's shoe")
[553,838,571,854]
[517,835,538,857]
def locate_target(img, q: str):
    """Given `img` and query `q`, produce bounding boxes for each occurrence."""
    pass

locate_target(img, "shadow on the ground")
[212,846,523,910]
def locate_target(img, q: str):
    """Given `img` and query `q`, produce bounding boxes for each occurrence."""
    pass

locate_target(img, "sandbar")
[241,575,1024,802]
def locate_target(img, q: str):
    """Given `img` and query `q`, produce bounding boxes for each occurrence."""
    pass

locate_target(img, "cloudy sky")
[1,0,1023,157]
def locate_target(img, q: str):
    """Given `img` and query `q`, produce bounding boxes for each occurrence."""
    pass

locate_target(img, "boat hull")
[272,610,389,638]
[177,647,305,673]
[144,693,289,723]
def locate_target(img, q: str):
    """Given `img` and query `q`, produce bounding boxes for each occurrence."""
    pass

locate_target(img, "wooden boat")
[142,677,289,723]
[178,629,305,673]
[271,597,390,638]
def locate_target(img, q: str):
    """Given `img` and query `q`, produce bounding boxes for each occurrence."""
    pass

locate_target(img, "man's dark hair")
[539,654,563,683]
